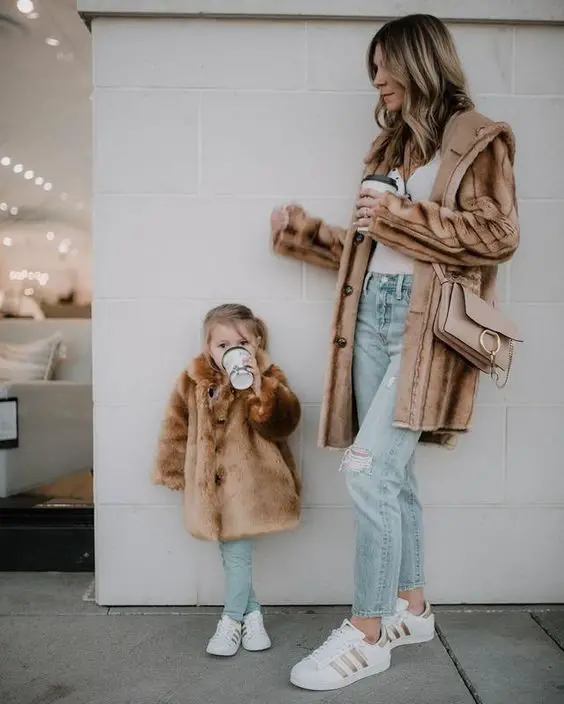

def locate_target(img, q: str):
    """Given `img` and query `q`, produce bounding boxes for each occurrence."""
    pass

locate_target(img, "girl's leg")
[245,576,261,615]
[219,538,255,622]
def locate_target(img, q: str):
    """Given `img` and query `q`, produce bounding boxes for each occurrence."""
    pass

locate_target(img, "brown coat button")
[343,284,353,296]
[354,233,364,244]
[335,337,347,348]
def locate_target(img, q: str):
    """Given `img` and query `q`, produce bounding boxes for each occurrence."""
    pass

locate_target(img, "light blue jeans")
[219,539,261,622]
[343,272,424,617]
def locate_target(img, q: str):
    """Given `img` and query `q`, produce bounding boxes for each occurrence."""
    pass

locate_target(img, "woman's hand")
[353,189,387,230]
[270,206,290,235]
[244,353,262,396]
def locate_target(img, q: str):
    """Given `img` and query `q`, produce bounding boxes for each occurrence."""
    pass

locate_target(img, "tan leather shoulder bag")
[432,264,522,388]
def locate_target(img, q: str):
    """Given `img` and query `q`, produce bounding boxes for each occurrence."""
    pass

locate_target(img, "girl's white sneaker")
[206,615,242,657]
[242,611,272,651]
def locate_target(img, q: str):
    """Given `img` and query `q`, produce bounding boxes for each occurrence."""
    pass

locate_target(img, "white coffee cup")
[221,346,254,390]
[357,174,398,233]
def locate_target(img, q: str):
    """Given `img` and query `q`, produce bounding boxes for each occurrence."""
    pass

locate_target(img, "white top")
[368,155,440,275]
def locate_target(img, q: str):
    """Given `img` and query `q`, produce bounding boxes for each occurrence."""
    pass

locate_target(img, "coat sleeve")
[246,365,301,442]
[272,204,347,270]
[152,372,191,491]
[368,137,519,266]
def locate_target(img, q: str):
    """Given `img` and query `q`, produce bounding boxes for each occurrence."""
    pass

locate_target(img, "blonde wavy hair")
[203,304,269,356]
[367,14,474,169]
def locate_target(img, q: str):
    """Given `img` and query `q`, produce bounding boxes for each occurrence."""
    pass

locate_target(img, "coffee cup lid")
[362,175,397,188]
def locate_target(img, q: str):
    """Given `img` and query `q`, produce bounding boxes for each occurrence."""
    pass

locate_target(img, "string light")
[45,37,60,47]
[46,231,55,241]
[1,159,58,200]
[9,206,18,216]
[0,203,7,212]
[3,237,13,247]
[16,0,34,14]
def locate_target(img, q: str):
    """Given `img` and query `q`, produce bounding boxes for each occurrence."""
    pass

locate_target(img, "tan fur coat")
[153,350,301,541]
[272,109,519,449]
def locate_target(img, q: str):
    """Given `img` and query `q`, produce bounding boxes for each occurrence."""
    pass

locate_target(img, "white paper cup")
[358,174,398,233]
[221,346,254,390]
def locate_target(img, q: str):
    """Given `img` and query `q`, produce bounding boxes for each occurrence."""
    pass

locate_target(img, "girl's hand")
[353,189,386,230]
[244,353,262,396]
[270,206,290,235]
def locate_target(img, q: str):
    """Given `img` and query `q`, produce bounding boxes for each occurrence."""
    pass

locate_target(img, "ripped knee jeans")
[343,272,424,617]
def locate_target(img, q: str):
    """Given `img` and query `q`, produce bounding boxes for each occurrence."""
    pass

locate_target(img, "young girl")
[153,304,301,657]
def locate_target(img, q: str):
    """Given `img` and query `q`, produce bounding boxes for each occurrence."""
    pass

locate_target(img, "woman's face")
[372,44,405,112]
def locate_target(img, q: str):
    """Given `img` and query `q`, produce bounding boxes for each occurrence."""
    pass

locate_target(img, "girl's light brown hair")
[366,14,474,170]
[203,304,269,352]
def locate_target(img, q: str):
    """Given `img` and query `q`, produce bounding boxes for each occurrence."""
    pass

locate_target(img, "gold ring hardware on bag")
[479,329,501,357]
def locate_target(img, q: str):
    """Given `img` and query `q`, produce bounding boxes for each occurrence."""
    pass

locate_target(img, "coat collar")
[187,348,273,387]
[362,110,515,208]
[435,110,515,208]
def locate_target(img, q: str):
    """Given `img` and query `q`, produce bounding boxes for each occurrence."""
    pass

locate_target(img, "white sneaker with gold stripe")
[384,598,435,649]
[206,615,242,657]
[290,620,391,691]
[242,611,271,651]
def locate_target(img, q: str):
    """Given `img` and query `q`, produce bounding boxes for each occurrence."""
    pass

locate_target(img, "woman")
[270,14,519,692]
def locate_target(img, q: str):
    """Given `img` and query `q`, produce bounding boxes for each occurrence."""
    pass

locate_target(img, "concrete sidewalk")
[0,574,563,704]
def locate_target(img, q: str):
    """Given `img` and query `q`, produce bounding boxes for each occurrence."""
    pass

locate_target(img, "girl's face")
[372,44,405,112]
[208,321,259,370]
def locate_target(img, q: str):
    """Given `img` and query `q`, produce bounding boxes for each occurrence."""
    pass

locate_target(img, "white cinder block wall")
[84,0,564,605]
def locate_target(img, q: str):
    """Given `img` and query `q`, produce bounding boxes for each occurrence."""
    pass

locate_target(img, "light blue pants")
[343,273,424,617]
[219,539,261,622]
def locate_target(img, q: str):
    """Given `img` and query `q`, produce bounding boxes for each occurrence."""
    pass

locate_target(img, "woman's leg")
[289,276,423,689]
[219,538,256,622]
[398,454,426,614]
[345,353,421,630]
[345,274,422,638]
[349,277,393,641]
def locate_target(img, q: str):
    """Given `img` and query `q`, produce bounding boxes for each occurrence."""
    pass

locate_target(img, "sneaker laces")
[243,612,263,637]
[213,615,238,640]
[309,621,361,667]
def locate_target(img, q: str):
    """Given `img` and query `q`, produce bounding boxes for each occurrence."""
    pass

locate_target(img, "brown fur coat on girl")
[153,350,301,541]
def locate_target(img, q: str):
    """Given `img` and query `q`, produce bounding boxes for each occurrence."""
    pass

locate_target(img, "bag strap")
[433,261,499,308]
[432,263,448,284]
